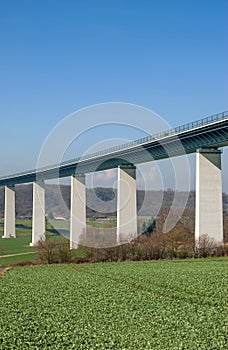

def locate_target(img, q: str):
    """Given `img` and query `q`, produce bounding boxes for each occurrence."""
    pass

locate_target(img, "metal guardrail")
[69,110,228,162]
[1,111,227,181]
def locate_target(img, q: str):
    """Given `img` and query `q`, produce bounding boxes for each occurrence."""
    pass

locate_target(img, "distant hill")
[0,184,228,219]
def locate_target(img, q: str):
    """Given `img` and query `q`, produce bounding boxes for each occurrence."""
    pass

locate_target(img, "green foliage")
[141,217,156,236]
[0,259,227,349]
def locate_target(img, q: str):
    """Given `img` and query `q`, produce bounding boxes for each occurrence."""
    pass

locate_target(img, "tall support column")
[30,180,45,246]
[117,165,137,244]
[70,174,86,249]
[195,148,223,244]
[2,185,16,238]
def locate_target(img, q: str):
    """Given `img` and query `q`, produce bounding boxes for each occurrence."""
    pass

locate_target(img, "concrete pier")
[30,181,45,246]
[2,185,16,238]
[117,165,137,244]
[70,174,86,249]
[195,148,223,244]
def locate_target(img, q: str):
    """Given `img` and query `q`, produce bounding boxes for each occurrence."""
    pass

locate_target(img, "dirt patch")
[0,267,12,276]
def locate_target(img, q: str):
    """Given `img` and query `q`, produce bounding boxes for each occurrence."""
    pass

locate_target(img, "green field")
[0,218,118,266]
[0,219,35,266]
[0,219,79,266]
[0,258,227,349]
[0,218,90,267]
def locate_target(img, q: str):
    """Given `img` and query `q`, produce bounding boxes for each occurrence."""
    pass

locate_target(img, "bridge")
[1,111,228,247]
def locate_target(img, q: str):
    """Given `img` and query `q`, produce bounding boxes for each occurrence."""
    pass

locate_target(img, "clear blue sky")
[0,0,227,189]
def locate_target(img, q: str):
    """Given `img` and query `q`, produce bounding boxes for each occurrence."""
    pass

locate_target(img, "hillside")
[0,184,228,219]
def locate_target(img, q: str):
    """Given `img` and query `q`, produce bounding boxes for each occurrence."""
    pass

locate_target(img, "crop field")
[0,258,227,349]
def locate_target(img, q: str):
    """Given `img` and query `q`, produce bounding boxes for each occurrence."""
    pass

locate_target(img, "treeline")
[82,208,228,262]
[33,208,228,265]
[83,234,228,263]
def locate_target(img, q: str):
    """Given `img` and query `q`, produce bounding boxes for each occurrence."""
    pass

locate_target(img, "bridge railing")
[0,111,227,180]
[77,111,228,162]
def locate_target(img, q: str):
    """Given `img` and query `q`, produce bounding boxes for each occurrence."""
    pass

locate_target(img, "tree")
[35,233,72,264]
[141,217,156,236]
[196,234,217,257]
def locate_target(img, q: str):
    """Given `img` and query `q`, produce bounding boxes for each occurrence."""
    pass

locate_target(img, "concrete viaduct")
[1,111,228,248]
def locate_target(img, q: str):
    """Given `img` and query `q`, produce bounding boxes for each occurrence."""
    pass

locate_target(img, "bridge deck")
[0,111,228,186]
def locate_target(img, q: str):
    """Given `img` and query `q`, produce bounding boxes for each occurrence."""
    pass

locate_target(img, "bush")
[35,233,72,264]
[196,234,218,258]
[82,230,227,263]
[35,231,227,265]
[56,237,72,263]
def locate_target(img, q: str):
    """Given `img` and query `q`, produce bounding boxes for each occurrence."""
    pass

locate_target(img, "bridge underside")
[0,118,227,186]
[0,113,228,246]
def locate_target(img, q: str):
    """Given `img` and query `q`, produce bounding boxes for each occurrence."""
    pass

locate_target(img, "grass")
[86,221,116,228]
[0,219,32,237]
[0,218,113,266]
[0,235,35,267]
[0,219,35,267]
[47,219,116,232]
[0,237,34,255]
[0,219,88,266]
[0,253,36,266]
[0,258,227,349]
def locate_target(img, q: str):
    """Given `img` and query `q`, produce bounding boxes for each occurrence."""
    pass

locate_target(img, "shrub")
[196,234,218,257]
[35,233,72,264]
[56,236,72,263]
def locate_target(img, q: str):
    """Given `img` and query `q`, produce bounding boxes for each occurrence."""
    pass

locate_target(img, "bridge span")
[1,111,228,247]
